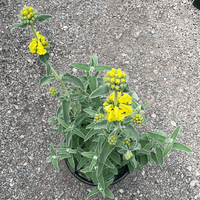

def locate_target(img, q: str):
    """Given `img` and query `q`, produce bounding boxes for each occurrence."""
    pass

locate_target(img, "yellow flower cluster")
[132,113,143,125]
[125,150,133,160]
[19,6,38,25]
[123,138,130,146]
[103,92,133,122]
[94,114,104,122]
[49,87,58,96]
[29,32,49,55]
[108,136,117,145]
[104,68,129,91]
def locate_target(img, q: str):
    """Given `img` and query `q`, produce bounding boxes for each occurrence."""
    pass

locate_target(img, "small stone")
[142,171,145,176]
[171,121,176,126]
[19,135,24,139]
[63,26,68,29]
[195,171,200,176]
[115,198,118,200]
[190,180,198,187]
[10,179,14,187]
[186,166,192,172]
[87,189,91,192]
[72,68,77,73]
[119,189,124,194]
[151,113,156,118]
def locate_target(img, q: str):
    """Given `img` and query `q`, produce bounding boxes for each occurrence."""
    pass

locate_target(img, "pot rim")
[64,158,129,186]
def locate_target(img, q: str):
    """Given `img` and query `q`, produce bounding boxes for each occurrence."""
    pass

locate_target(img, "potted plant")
[192,0,200,10]
[11,2,193,199]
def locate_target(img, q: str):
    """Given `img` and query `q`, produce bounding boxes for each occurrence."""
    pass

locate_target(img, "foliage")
[11,2,193,199]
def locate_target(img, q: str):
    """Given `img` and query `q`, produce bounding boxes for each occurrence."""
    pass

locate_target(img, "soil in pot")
[193,0,200,10]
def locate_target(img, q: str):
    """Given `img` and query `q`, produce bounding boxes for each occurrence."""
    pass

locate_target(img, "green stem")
[30,24,38,40]
[114,90,118,106]
[30,24,76,116]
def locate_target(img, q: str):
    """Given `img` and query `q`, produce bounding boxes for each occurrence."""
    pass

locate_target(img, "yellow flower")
[123,138,130,146]
[110,78,115,83]
[125,150,133,160]
[24,16,26,19]
[23,8,26,11]
[111,68,116,73]
[115,79,120,84]
[118,93,132,104]
[28,15,31,19]
[30,12,33,15]
[49,87,58,96]
[117,69,121,73]
[119,104,133,116]
[132,113,144,125]
[37,42,46,55]
[106,77,110,81]
[28,7,32,11]
[116,86,119,90]
[121,78,125,83]
[29,39,37,53]
[94,114,104,122]
[26,6,29,9]
[108,136,117,145]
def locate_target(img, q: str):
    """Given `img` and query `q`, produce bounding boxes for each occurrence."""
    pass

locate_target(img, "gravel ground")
[1,0,200,199]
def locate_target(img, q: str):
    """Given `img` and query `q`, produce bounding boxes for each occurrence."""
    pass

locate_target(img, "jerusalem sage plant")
[11,2,193,199]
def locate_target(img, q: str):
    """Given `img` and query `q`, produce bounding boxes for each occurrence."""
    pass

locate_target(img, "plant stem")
[114,90,118,106]
[30,24,38,40]
[30,24,76,116]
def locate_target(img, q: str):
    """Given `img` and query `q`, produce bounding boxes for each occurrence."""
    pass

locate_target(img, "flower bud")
[94,113,104,122]
[125,150,133,160]
[108,135,117,145]
[132,113,144,125]
[49,87,58,97]
[19,6,38,25]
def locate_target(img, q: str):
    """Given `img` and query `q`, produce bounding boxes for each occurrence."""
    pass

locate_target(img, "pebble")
[171,121,176,126]
[73,68,77,73]
[119,189,124,194]
[151,113,156,118]
[186,166,192,172]
[10,179,14,187]
[190,180,198,187]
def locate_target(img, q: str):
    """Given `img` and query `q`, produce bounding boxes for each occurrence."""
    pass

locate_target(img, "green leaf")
[68,156,75,172]
[87,187,99,198]
[11,22,27,31]
[89,159,97,171]
[155,147,163,167]
[137,149,150,155]
[89,55,98,67]
[130,91,138,100]
[126,125,140,141]
[99,142,115,163]
[109,152,121,165]
[80,167,90,173]
[83,108,96,117]
[139,155,148,167]
[71,63,90,71]
[105,188,114,199]
[163,143,173,157]
[50,143,56,156]
[105,179,114,188]
[81,152,95,158]
[90,86,109,98]
[73,128,85,139]
[22,1,25,6]
[62,100,70,124]
[173,142,192,153]
[136,164,143,172]
[58,153,71,160]
[47,155,53,163]
[170,126,181,140]
[55,124,63,136]
[97,162,104,176]
[52,159,59,171]
[39,54,51,76]
[97,173,105,189]
[58,118,70,129]
[150,152,159,164]
[94,120,107,130]
[40,75,56,87]
[84,129,99,142]
[97,78,104,86]
[61,73,84,91]
[37,14,52,22]
[75,113,88,126]
[77,157,88,170]
[86,122,95,129]
[105,159,115,169]
[147,132,166,143]
[128,163,134,175]
[95,65,111,71]
[143,143,153,150]
[89,76,98,92]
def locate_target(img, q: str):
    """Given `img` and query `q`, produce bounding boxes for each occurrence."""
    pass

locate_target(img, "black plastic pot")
[64,158,129,186]
[192,0,200,10]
